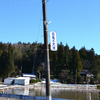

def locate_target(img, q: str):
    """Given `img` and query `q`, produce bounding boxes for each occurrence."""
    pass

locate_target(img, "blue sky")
[0,0,100,54]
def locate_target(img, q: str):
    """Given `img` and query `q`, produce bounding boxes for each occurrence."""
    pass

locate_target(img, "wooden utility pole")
[75,69,77,84]
[42,0,51,100]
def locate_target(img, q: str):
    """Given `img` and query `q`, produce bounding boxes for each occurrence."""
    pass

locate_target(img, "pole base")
[46,95,52,100]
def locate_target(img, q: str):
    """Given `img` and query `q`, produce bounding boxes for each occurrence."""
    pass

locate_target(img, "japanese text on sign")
[50,31,57,51]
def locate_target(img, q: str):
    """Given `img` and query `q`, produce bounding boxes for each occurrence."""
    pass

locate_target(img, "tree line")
[0,42,100,84]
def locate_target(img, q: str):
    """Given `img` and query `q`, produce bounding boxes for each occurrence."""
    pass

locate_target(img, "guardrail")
[0,93,74,100]
[0,93,34,100]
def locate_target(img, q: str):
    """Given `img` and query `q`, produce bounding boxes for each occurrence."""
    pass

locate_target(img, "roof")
[5,77,16,80]
[80,70,92,74]
[23,73,36,77]
[15,77,30,80]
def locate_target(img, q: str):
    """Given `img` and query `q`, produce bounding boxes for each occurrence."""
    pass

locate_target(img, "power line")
[0,0,38,4]
[33,8,42,69]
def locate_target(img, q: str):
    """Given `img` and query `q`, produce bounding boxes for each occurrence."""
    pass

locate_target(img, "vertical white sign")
[50,31,57,51]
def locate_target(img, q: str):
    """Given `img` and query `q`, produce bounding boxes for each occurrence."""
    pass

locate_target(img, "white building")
[4,77,15,85]
[14,77,30,85]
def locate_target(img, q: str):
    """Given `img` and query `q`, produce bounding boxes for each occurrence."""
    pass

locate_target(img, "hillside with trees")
[0,42,100,84]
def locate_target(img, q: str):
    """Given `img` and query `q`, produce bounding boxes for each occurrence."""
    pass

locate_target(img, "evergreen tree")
[0,42,6,57]
[69,46,82,83]
[0,51,8,77]
[64,44,70,69]
[57,42,64,75]
[79,47,87,60]
[51,51,58,78]
[6,52,14,77]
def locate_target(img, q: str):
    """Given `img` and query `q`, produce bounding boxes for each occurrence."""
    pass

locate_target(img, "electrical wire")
[36,10,43,43]
[33,8,43,69]
[0,0,38,4]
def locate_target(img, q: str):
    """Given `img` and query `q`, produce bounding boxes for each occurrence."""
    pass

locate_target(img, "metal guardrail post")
[3,87,4,93]
[33,96,34,100]
[98,92,100,100]
[7,94,9,100]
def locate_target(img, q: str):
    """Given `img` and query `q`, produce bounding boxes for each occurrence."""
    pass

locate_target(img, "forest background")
[0,42,100,84]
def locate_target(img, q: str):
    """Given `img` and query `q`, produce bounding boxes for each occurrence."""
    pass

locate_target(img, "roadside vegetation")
[30,79,41,84]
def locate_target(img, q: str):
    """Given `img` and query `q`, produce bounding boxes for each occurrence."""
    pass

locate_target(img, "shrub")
[30,79,36,83]
[36,79,41,82]
[90,78,95,84]
[30,79,41,84]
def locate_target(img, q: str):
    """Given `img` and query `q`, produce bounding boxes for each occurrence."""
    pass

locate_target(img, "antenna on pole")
[42,0,51,100]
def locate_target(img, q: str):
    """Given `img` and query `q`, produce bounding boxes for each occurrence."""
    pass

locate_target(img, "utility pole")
[21,65,22,76]
[75,69,77,84]
[42,0,51,100]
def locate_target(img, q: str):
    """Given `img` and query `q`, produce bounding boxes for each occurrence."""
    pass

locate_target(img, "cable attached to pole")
[0,0,38,4]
